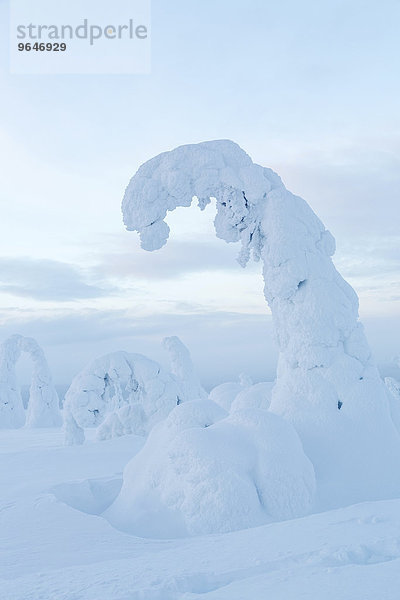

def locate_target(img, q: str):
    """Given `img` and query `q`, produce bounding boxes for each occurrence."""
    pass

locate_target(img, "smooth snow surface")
[0,334,61,428]
[122,139,400,508]
[64,350,180,434]
[231,381,273,412]
[106,399,316,537]
[2,429,400,600]
[209,376,251,411]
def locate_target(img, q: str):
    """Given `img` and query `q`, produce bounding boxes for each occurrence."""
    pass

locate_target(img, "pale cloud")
[0,257,115,301]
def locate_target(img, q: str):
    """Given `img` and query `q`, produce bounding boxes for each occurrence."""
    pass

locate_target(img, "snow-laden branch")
[122,139,282,264]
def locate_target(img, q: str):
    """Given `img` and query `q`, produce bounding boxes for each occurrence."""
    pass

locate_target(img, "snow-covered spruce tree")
[385,376,400,434]
[122,140,400,508]
[22,336,62,428]
[0,334,61,428]
[162,336,208,402]
[0,335,26,428]
[63,409,85,446]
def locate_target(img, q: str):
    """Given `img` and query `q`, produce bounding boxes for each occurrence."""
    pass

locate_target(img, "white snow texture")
[122,139,400,514]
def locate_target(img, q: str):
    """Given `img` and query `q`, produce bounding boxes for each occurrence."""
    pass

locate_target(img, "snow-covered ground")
[1,427,400,600]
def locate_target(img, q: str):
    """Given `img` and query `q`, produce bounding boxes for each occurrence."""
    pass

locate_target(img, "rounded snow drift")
[209,382,245,411]
[105,400,316,538]
[231,382,273,412]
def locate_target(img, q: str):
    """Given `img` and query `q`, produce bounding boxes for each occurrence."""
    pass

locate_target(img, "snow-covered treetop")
[0,334,54,388]
[122,139,284,265]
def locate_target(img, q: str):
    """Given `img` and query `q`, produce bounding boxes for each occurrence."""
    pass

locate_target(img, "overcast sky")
[0,0,399,387]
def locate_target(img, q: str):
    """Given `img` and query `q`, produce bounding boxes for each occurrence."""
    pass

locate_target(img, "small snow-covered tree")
[121,139,400,507]
[162,336,207,402]
[63,409,85,446]
[385,376,400,434]
[0,335,25,428]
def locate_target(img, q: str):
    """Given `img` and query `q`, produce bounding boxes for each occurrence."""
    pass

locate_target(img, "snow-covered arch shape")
[65,337,207,439]
[64,350,183,433]
[122,139,400,507]
[0,334,61,428]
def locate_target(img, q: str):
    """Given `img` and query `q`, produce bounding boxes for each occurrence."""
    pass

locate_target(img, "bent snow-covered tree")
[64,350,183,436]
[65,338,206,440]
[122,139,400,508]
[0,334,61,428]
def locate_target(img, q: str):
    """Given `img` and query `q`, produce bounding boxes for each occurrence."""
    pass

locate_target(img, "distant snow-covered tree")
[63,409,85,446]
[0,334,61,429]
[162,336,208,402]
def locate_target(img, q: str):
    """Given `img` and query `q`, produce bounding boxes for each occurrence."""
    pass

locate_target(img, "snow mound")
[209,374,252,411]
[0,334,61,428]
[122,139,400,509]
[106,399,315,538]
[231,381,273,412]
[64,350,181,434]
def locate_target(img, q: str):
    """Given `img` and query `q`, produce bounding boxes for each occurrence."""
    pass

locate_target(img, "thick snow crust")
[64,350,181,434]
[106,399,316,537]
[0,334,61,428]
[122,139,400,509]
